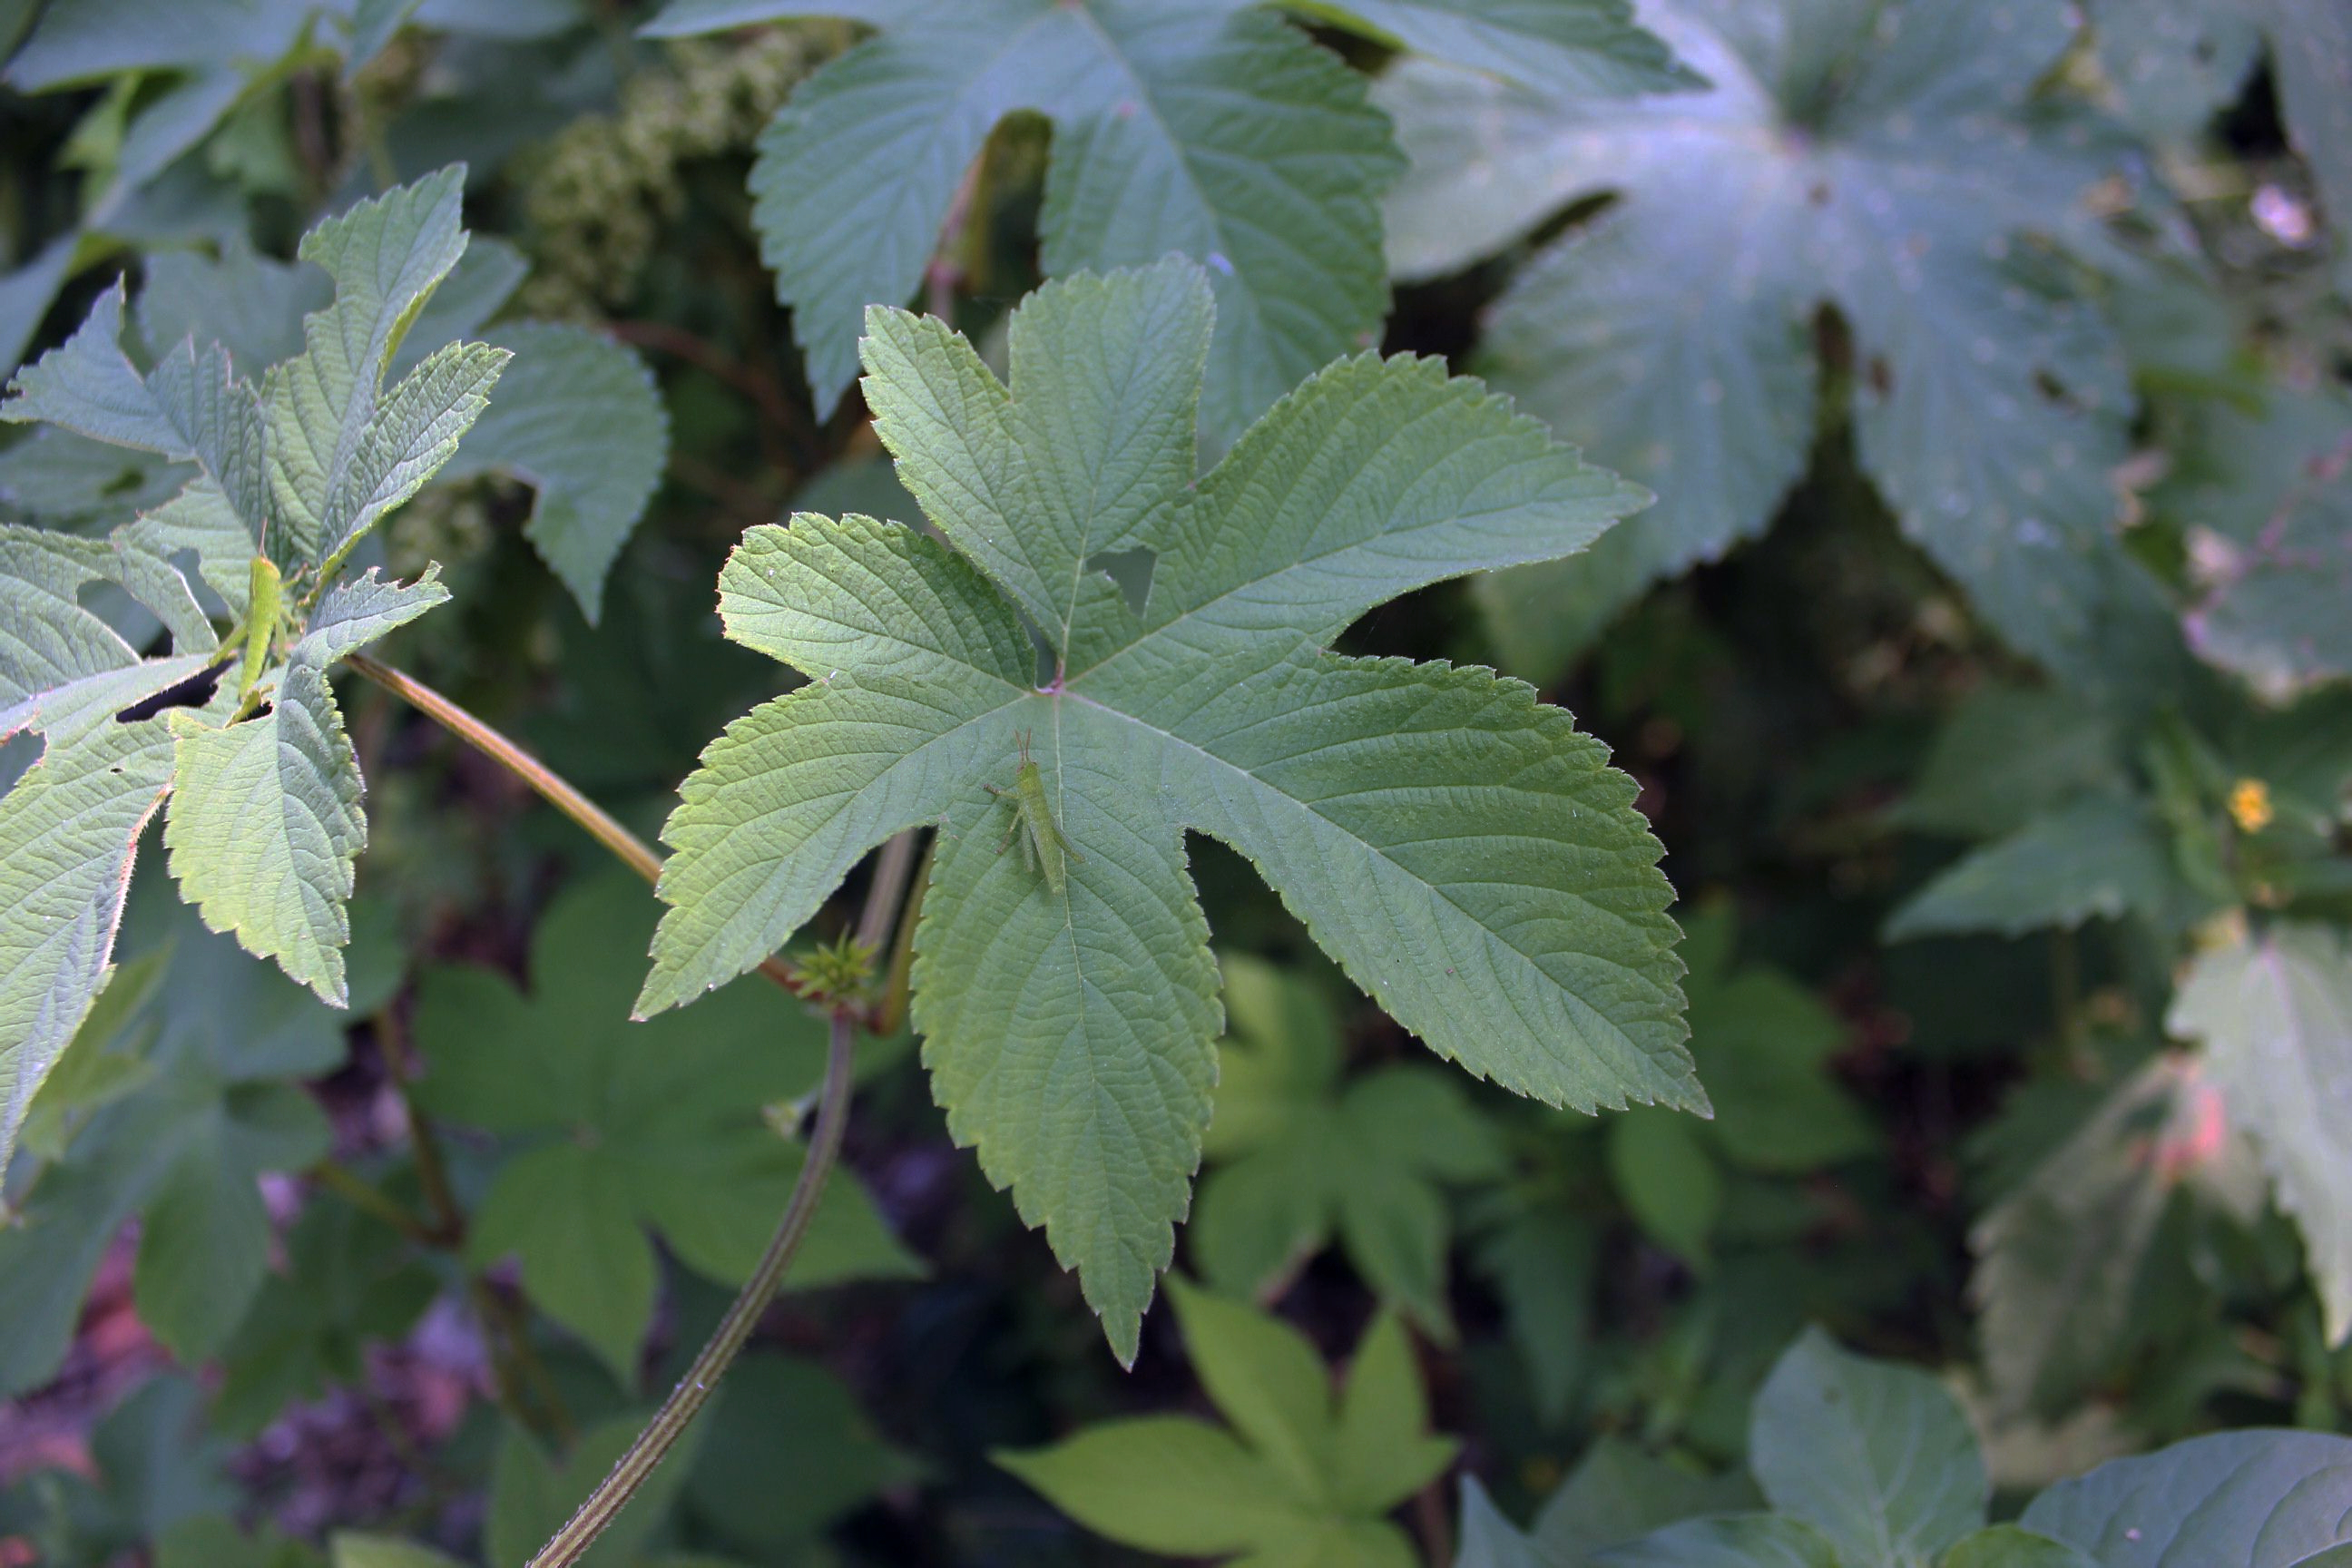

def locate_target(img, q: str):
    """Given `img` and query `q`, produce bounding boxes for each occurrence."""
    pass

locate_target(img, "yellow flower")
[2229,777,2274,834]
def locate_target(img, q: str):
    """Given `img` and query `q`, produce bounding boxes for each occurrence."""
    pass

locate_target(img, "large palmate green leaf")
[2171,922,2352,1345]
[997,1280,1455,1568]
[637,260,1694,1360]
[414,875,918,1381]
[642,0,1677,450]
[2020,1430,2352,1566]
[1381,0,2171,684]
[1749,1328,1988,1568]
[1191,953,1504,1334]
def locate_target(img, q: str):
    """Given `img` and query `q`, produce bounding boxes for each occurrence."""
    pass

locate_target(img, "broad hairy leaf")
[1282,1,1694,93]
[1380,0,2172,684]
[2170,921,2352,1345]
[2020,1430,2352,1566]
[164,657,367,1004]
[1456,1440,1774,1568]
[1191,952,1504,1334]
[996,1279,1455,1568]
[1749,1327,1988,1568]
[1940,1526,2098,1568]
[2171,388,2352,696]
[2088,0,2352,290]
[1532,1439,1759,1566]
[637,260,1694,1360]
[0,168,502,1162]
[413,875,918,1381]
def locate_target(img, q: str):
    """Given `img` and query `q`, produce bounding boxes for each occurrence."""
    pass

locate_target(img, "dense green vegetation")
[1,2,2349,1564]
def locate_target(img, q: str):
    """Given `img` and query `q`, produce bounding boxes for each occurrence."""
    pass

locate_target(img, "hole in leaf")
[1086,546,1156,616]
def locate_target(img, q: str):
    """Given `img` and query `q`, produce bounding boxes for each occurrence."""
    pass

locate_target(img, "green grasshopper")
[986,729,1082,893]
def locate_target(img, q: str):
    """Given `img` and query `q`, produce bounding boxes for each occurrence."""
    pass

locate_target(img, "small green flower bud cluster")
[518,30,818,319]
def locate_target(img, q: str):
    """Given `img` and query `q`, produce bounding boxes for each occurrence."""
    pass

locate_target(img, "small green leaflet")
[2171,921,2352,1346]
[1380,0,2175,686]
[412,875,919,1382]
[996,1279,1456,1568]
[637,260,1695,1362]
[642,0,1687,451]
[1191,953,1504,1336]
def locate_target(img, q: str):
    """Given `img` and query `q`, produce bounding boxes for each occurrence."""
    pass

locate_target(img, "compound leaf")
[264,166,484,564]
[415,875,918,1383]
[1382,0,2171,684]
[641,260,1691,1361]
[1192,954,1505,1334]
[996,1280,1451,1566]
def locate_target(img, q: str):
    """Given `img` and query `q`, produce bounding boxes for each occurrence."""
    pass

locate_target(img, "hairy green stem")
[524,1010,858,1568]
[346,653,816,998]
[347,653,662,884]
